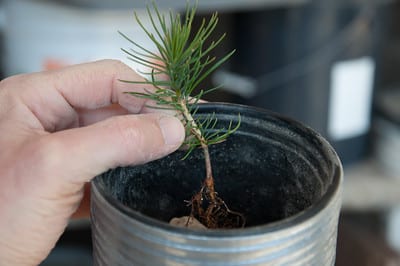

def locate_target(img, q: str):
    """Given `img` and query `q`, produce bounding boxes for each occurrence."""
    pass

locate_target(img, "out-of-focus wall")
[1,0,165,76]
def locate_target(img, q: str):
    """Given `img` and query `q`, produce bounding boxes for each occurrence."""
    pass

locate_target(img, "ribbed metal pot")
[91,103,343,266]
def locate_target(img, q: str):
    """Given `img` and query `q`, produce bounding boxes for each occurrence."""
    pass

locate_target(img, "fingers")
[37,113,184,185]
[77,104,129,126]
[41,59,154,112]
[77,104,177,127]
[0,60,186,265]
[1,60,162,132]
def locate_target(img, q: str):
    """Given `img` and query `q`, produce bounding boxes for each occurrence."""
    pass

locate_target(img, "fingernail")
[159,116,185,146]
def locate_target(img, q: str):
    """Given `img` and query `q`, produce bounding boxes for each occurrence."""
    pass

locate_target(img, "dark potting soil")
[96,134,327,227]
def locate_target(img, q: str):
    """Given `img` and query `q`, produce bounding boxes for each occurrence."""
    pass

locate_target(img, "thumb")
[40,113,185,185]
[0,113,184,265]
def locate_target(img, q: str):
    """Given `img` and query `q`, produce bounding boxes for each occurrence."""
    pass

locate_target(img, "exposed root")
[186,183,246,229]
[179,100,245,229]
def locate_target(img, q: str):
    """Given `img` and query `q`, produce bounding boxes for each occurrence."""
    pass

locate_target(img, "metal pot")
[91,103,343,265]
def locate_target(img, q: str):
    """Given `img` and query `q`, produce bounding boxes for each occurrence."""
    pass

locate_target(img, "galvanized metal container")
[91,103,343,266]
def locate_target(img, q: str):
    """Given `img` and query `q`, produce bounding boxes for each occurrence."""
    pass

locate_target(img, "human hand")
[0,60,185,265]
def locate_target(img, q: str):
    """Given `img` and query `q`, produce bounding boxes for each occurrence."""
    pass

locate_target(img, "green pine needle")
[120,1,239,158]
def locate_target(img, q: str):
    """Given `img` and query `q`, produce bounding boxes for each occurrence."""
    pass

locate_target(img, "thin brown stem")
[179,100,216,202]
[202,143,213,180]
[179,100,244,229]
[201,144,216,202]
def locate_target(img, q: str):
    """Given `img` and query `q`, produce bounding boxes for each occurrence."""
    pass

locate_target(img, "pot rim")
[92,102,343,237]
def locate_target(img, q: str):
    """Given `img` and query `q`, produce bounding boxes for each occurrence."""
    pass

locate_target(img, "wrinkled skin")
[0,60,184,266]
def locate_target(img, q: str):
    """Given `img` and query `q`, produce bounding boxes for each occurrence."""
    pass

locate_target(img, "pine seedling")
[120,1,244,228]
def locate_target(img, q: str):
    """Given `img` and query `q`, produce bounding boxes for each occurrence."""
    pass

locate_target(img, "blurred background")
[0,0,399,265]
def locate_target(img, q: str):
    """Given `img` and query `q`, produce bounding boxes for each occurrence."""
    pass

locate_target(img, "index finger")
[45,59,154,113]
[2,60,157,132]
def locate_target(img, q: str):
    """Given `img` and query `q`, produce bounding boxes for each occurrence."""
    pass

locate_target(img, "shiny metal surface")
[91,104,343,266]
[92,179,341,266]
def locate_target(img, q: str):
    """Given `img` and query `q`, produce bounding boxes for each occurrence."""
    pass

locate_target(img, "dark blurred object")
[375,1,400,89]
[39,225,92,266]
[374,88,400,178]
[40,246,92,266]
[0,0,4,80]
[375,88,400,126]
[336,212,400,266]
[213,1,392,165]
[60,0,309,12]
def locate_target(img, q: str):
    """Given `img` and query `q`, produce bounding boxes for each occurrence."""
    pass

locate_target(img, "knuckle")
[0,73,30,90]
[0,75,20,88]
[101,59,127,70]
